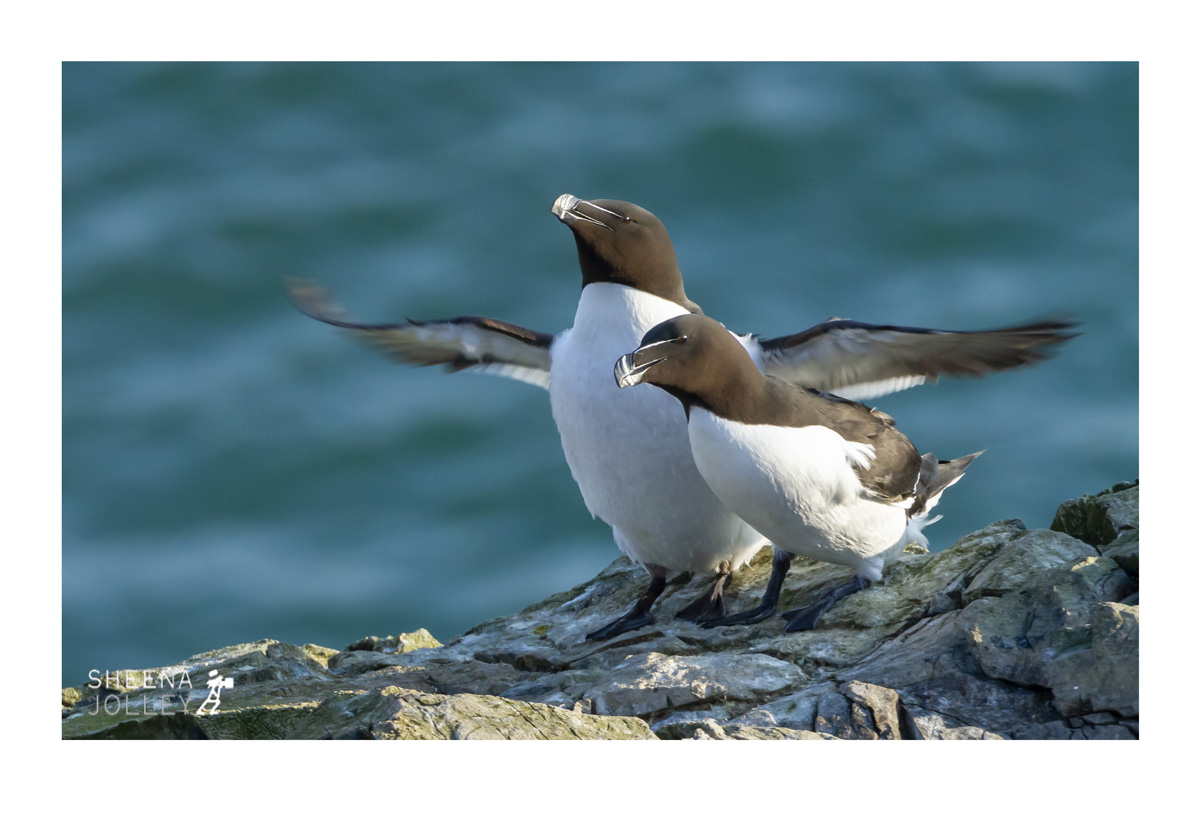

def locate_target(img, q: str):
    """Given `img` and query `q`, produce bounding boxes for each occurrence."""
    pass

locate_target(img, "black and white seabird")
[614,313,982,632]
[289,194,1073,640]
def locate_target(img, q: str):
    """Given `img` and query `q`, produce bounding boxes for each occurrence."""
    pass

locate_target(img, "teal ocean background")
[62,62,1137,686]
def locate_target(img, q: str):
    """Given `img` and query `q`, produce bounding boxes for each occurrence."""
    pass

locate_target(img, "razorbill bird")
[289,194,1072,640]
[615,313,982,632]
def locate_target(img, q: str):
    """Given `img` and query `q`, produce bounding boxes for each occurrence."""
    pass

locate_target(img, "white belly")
[687,408,908,580]
[549,284,763,573]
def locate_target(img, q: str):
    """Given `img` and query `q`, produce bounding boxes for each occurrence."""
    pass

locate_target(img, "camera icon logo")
[196,669,235,715]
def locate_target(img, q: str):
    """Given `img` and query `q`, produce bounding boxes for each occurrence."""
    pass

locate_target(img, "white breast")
[686,408,908,580]
[549,284,763,573]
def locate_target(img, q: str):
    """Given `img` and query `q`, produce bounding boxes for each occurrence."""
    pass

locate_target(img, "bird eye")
[673,335,687,344]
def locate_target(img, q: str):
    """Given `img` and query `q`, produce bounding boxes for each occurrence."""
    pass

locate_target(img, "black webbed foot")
[585,576,667,641]
[674,562,732,623]
[781,575,870,633]
[701,551,792,630]
[701,601,778,627]
[586,611,654,641]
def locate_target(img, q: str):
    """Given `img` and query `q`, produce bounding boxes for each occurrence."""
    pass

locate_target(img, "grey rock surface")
[63,482,1139,740]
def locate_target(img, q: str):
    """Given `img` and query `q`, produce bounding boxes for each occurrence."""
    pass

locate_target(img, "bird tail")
[911,450,984,519]
[879,450,983,575]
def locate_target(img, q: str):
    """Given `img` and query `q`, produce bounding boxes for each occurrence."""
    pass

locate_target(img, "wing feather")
[287,279,554,389]
[748,317,1078,401]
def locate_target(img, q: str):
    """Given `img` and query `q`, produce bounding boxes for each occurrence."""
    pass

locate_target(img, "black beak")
[614,339,678,388]
[552,193,615,231]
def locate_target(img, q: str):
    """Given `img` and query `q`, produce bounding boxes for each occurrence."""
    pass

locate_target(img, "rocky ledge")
[62,481,1139,740]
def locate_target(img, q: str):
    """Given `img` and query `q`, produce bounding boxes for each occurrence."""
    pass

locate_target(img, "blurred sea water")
[62,62,1137,685]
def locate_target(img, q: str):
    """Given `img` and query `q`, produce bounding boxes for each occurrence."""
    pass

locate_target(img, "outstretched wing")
[748,317,1078,401]
[288,279,554,389]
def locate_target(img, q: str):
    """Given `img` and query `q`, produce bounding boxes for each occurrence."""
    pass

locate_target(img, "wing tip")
[285,277,349,325]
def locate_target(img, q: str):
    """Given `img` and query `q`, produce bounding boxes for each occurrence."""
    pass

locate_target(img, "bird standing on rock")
[290,194,1073,640]
[615,313,982,632]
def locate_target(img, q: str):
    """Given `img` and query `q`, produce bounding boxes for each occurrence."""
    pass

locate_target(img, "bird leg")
[674,560,733,622]
[702,551,792,628]
[586,576,668,641]
[781,575,870,632]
